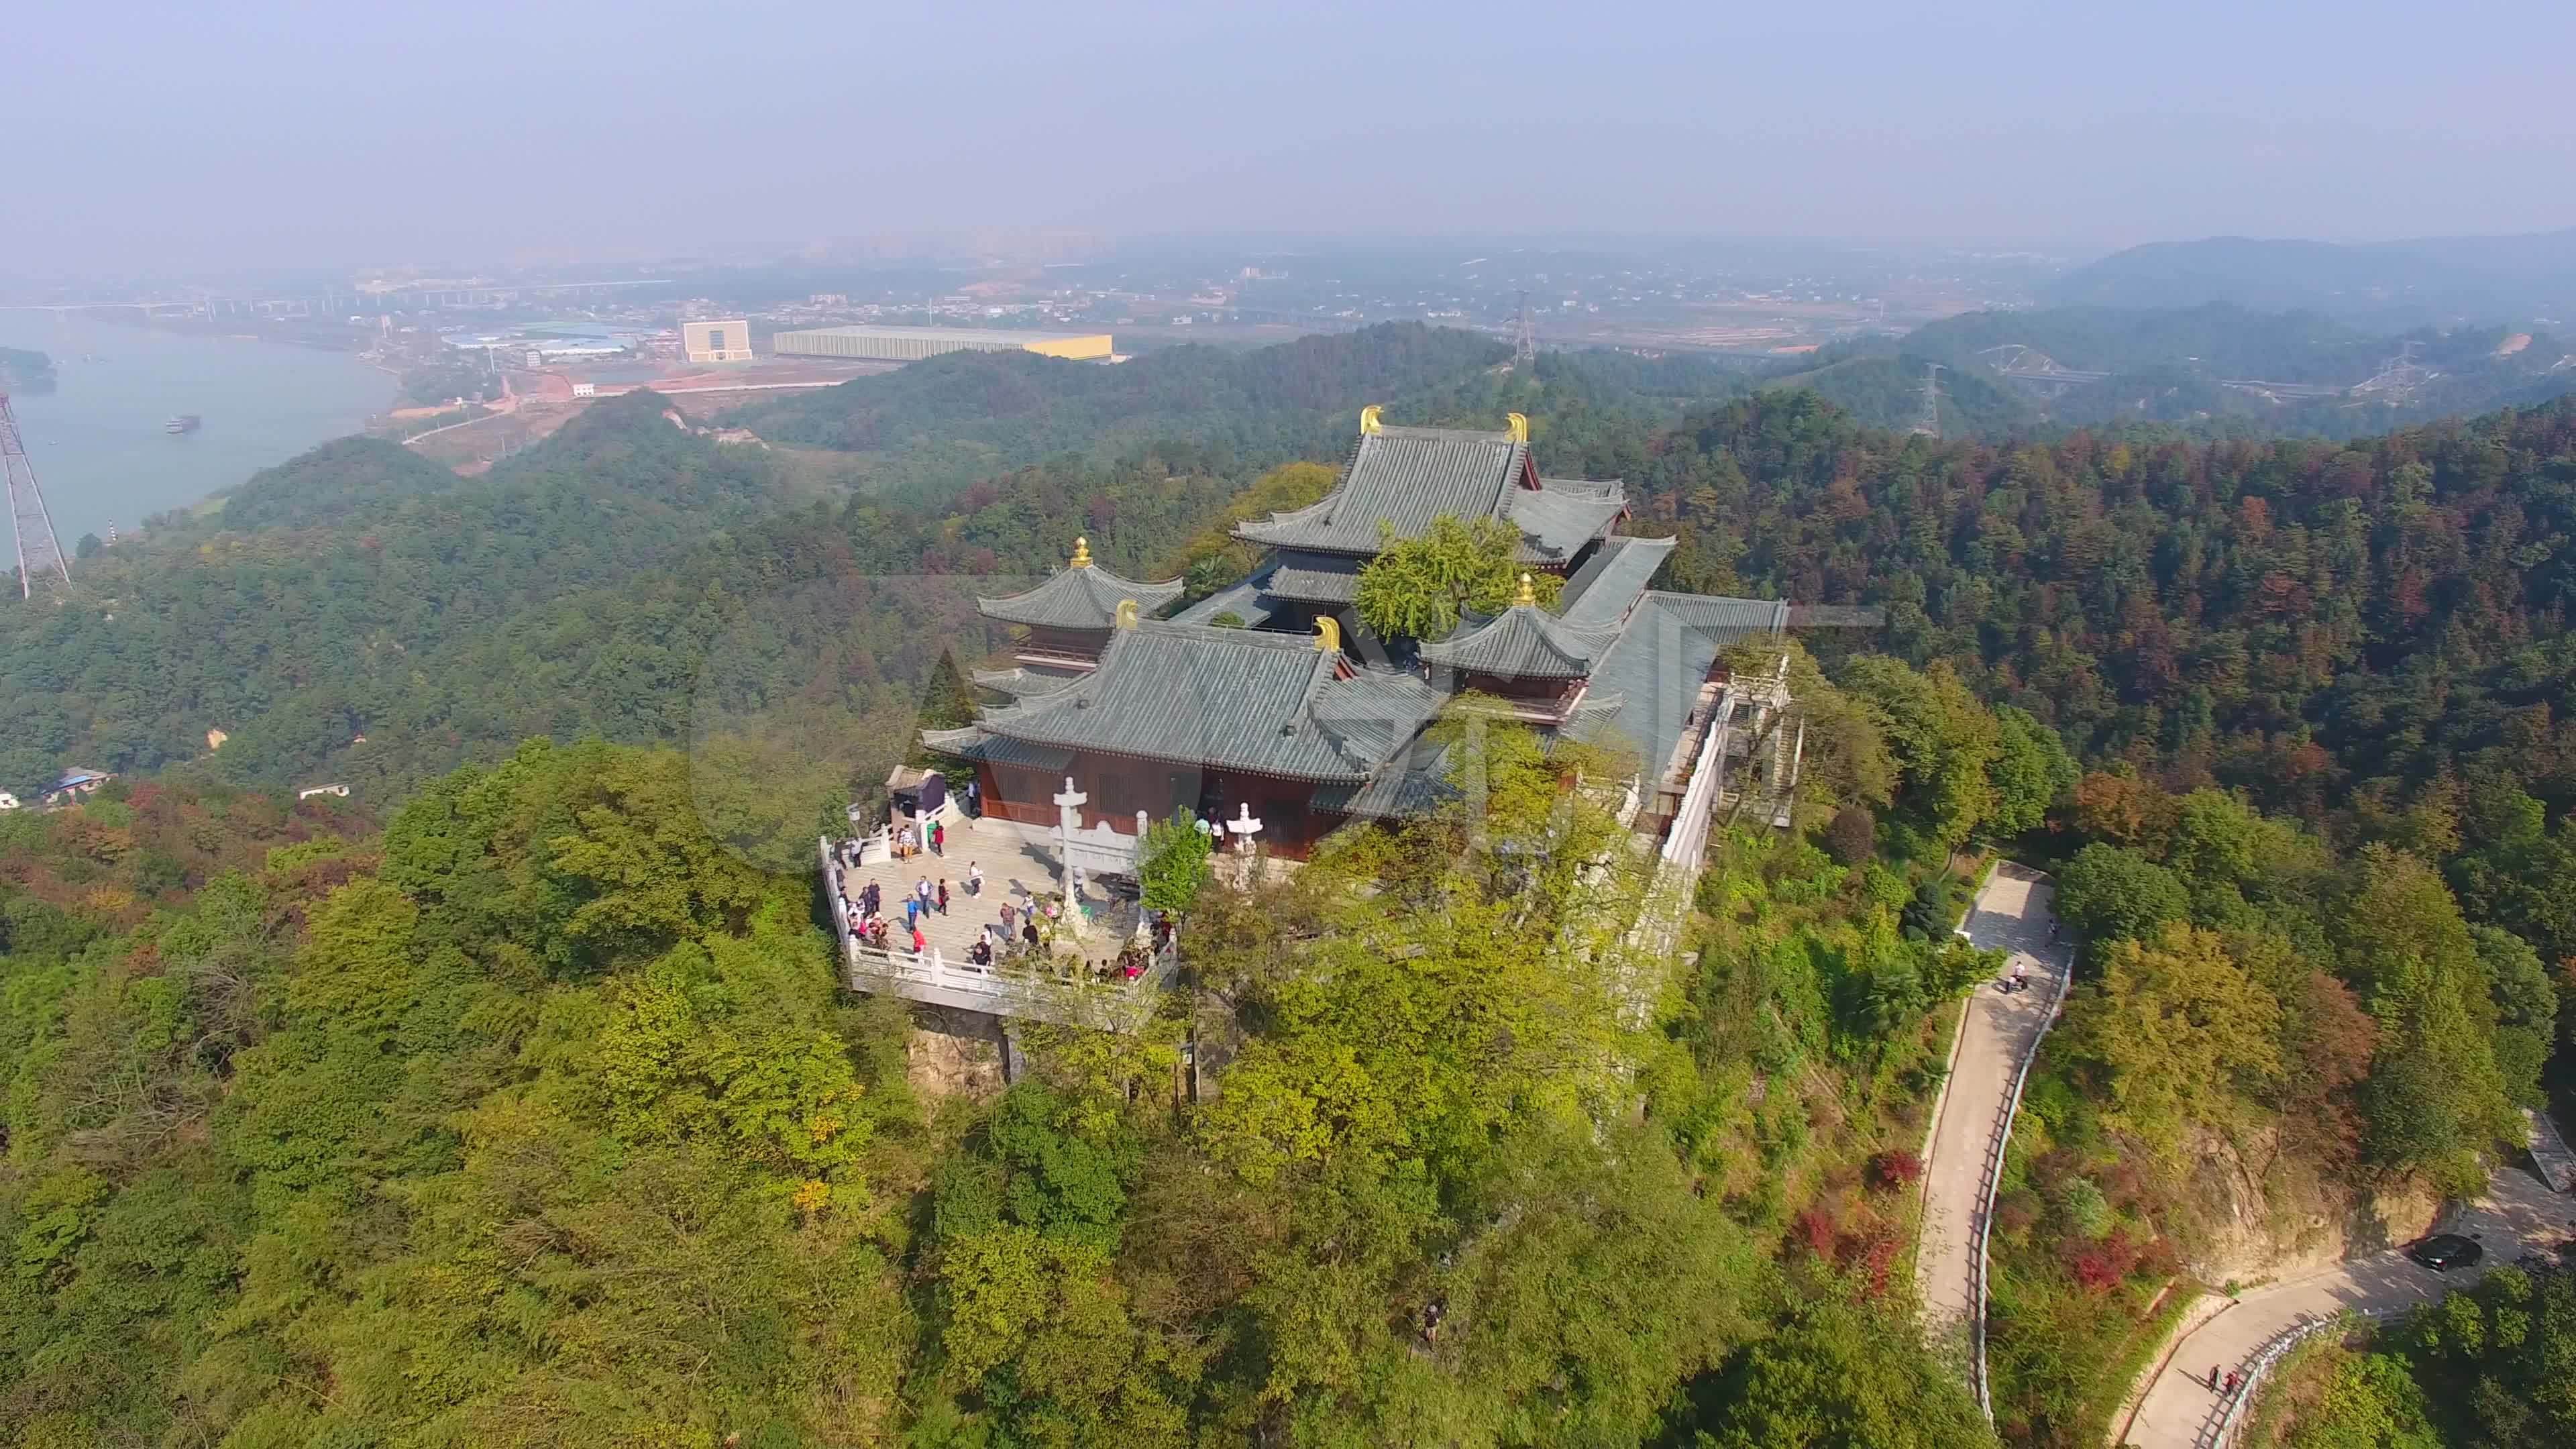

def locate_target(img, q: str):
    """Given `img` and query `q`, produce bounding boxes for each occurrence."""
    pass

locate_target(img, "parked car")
[2406,1233,2483,1271]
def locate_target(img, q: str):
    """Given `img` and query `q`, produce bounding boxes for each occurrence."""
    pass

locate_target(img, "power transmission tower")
[1911,363,1943,439]
[1,392,72,600]
[1513,291,1536,370]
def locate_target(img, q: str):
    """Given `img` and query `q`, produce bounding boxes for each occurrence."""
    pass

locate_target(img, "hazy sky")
[12,0,2574,282]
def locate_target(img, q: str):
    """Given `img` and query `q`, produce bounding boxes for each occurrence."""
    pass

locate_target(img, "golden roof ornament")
[1069,536,1093,568]
[1515,572,1538,608]
[1114,598,1138,630]
[1314,616,1341,653]
[1358,405,1384,435]
[1505,412,1529,443]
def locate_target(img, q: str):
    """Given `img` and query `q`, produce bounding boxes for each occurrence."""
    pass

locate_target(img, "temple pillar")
[1054,775,1089,942]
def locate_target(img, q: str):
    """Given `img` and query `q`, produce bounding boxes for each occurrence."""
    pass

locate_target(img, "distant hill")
[1816,303,2576,441]
[1902,303,2380,383]
[1756,354,2038,436]
[2045,229,2576,327]
[728,323,1511,502]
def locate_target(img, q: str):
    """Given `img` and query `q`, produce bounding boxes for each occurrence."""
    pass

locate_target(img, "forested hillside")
[0,394,794,796]
[1758,353,2038,436]
[729,323,1517,500]
[1637,392,2576,847]
[1,714,2021,1446]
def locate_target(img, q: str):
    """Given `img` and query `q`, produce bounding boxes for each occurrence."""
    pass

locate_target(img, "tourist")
[904,896,920,931]
[963,778,980,818]
[969,937,991,967]
[1000,900,1017,933]
[910,924,927,959]
[936,879,951,916]
[930,819,945,855]
[1022,919,1040,950]
[967,861,983,896]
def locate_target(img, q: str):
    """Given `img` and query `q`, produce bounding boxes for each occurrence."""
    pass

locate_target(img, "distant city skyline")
[9,0,2575,284]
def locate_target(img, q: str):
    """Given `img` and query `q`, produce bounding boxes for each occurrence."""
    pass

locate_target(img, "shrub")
[2069,1247,2125,1294]
[1994,1189,2043,1236]
[1868,1148,1924,1191]
[1824,805,1876,865]
[1792,1206,1839,1259]
[2133,1234,2181,1281]
[2057,1178,2113,1238]
[2066,1226,2147,1293]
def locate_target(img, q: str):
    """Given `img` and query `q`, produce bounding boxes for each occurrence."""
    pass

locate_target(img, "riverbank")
[3,313,394,545]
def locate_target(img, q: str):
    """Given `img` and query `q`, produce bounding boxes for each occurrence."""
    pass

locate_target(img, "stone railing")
[841,931,1175,1030]
[1660,685,1738,868]
[2192,1309,2382,1449]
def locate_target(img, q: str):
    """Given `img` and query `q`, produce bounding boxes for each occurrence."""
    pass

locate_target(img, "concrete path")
[1915,861,2076,1363]
[2120,1165,2576,1449]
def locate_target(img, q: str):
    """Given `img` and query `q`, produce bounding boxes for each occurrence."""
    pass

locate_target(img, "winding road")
[1915,862,2074,1379]
[2118,1165,2576,1448]
[1910,867,2576,1446]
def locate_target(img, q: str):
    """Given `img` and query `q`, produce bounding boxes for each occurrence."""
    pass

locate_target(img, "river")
[2,313,395,547]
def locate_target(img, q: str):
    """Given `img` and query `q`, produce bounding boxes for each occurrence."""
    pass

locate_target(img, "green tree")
[1988,705,2076,839]
[1137,815,1214,914]
[1353,514,1562,641]
[2054,843,2192,966]
[1683,1295,1994,1449]
[1841,657,2000,849]
[2284,1348,2443,1449]
[2336,846,2518,1193]
[2063,922,2283,1160]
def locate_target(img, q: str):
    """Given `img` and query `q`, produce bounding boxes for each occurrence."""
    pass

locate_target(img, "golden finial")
[1069,536,1092,568]
[1358,405,1383,435]
[1505,412,1529,443]
[1114,598,1138,630]
[1313,616,1341,653]
[1515,572,1537,607]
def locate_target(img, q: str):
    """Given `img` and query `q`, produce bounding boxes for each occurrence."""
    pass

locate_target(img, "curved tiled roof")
[1416,605,1625,680]
[971,664,1090,698]
[1560,536,1676,627]
[1507,488,1627,562]
[1563,593,1792,774]
[1263,550,1365,604]
[917,726,1077,771]
[1234,422,1625,561]
[977,546,1184,629]
[936,621,1442,782]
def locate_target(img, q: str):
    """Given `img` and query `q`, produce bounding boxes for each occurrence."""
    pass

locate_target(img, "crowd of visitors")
[821,796,1173,987]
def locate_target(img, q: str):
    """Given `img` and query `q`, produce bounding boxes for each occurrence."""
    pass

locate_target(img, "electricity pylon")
[1,392,72,600]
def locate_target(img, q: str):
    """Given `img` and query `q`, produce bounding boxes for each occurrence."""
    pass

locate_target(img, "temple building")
[923,409,1802,860]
